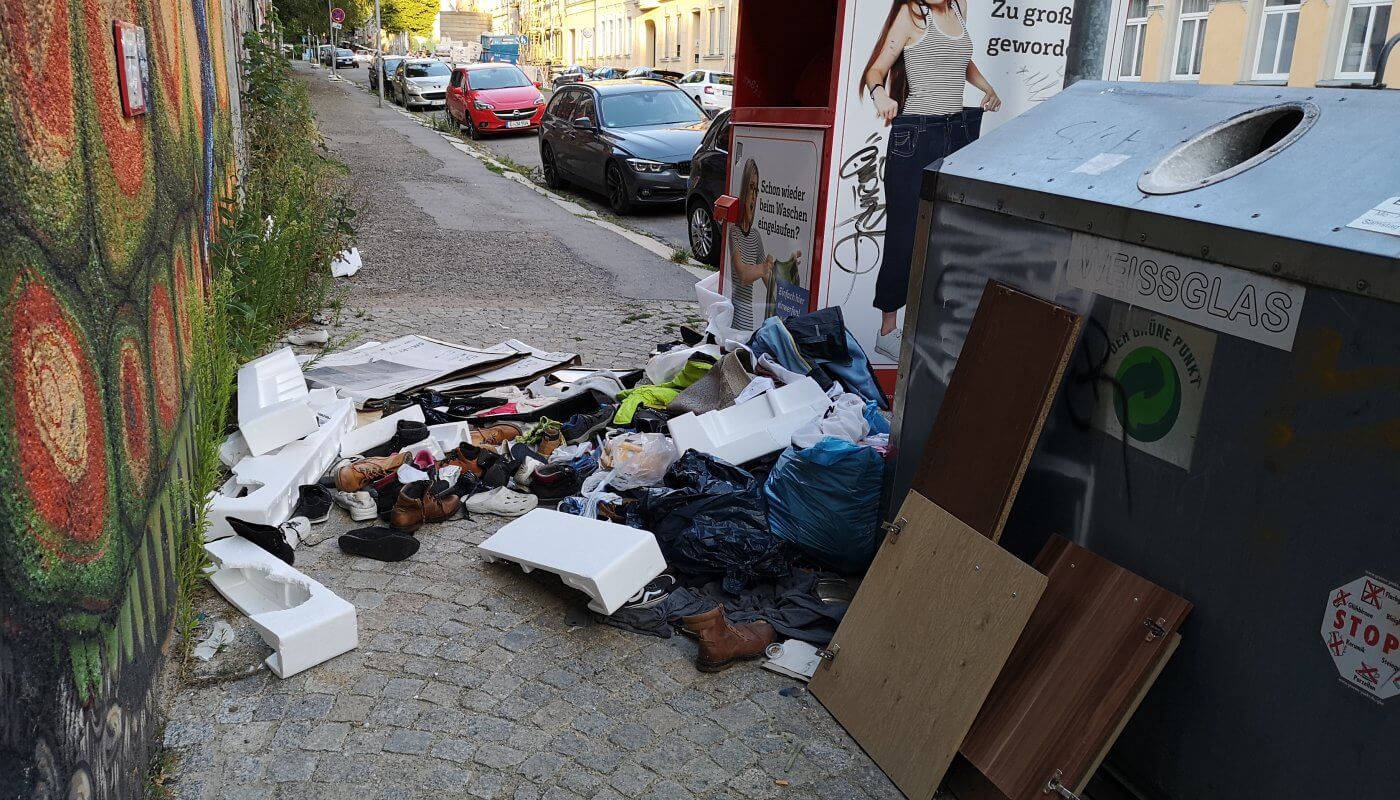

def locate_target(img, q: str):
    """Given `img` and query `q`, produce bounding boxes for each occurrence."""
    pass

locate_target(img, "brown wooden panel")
[961,537,1193,800]
[809,492,1047,800]
[909,281,1081,541]
[1076,633,1181,794]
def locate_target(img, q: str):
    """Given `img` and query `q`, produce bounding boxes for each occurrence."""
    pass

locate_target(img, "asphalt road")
[334,62,692,256]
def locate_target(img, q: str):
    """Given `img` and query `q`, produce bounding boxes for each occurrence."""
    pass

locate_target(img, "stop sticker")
[1321,574,1400,702]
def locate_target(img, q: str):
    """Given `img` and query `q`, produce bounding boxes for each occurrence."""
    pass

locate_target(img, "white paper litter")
[330,247,362,277]
[305,335,512,406]
[193,621,236,661]
[762,639,823,681]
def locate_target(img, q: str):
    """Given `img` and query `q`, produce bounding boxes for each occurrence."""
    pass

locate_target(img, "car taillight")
[704,86,714,94]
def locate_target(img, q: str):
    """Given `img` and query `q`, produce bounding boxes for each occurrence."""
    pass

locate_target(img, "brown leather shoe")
[536,426,564,458]
[389,480,461,532]
[471,422,524,448]
[443,443,495,477]
[679,605,776,673]
[336,453,409,492]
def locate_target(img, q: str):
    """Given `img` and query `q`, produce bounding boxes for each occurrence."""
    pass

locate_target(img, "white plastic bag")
[791,392,867,449]
[643,343,721,386]
[603,433,680,491]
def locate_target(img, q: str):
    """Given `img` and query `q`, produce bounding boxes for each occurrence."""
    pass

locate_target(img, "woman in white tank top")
[861,0,1001,360]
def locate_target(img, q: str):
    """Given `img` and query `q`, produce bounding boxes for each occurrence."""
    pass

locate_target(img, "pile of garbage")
[205,276,891,679]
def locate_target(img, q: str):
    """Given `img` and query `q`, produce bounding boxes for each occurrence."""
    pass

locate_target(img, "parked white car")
[677,70,733,112]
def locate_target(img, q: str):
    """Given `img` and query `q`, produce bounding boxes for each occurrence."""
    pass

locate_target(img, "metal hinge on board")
[815,643,841,667]
[880,517,907,543]
[1144,617,1167,642]
[1044,770,1084,799]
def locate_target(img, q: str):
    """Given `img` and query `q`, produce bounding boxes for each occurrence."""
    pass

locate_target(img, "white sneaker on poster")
[874,329,903,362]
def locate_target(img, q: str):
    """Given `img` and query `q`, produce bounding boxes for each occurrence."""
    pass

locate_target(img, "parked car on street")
[685,109,731,266]
[551,65,590,88]
[591,66,626,80]
[369,54,405,92]
[623,67,683,83]
[317,45,334,65]
[327,47,357,69]
[446,63,547,138]
[539,79,710,215]
[392,59,451,110]
[677,70,733,113]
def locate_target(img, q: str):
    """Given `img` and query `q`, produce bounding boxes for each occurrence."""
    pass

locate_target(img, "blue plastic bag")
[762,438,886,574]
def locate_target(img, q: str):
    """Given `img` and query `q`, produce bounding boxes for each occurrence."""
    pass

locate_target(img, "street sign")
[330,22,342,29]
[330,6,345,23]
[1322,574,1400,702]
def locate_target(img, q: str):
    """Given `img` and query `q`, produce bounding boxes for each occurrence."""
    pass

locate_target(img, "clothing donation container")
[888,79,1400,800]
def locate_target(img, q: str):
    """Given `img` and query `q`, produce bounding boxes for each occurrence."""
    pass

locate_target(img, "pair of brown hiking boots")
[679,606,777,673]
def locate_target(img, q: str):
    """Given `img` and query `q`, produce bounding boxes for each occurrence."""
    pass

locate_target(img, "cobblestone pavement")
[159,63,904,800]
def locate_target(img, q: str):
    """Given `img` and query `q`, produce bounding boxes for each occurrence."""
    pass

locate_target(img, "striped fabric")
[729,223,765,330]
[901,4,972,116]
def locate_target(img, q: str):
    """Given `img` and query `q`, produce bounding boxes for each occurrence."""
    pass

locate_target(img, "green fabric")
[520,417,561,445]
[613,386,681,425]
[659,359,714,391]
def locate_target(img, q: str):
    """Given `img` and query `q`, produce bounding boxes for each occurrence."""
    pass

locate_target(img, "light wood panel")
[961,537,1192,800]
[809,492,1047,800]
[909,281,1082,541]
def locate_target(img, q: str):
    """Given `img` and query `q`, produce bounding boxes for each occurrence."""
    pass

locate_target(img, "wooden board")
[909,281,1081,541]
[960,537,1192,800]
[809,492,1047,800]
[945,634,1183,800]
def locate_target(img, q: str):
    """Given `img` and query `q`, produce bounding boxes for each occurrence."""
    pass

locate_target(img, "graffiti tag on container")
[832,133,887,285]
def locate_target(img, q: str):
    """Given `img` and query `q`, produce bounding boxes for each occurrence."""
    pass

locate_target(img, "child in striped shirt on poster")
[728,157,803,331]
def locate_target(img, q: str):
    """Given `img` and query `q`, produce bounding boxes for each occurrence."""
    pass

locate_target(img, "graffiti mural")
[0,0,244,795]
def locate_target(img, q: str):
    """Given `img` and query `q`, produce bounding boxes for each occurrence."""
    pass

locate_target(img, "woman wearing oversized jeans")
[863,0,1000,360]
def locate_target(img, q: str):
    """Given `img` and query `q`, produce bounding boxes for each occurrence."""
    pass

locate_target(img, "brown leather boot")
[471,422,524,448]
[443,443,494,477]
[389,480,461,532]
[679,605,776,673]
[336,452,410,492]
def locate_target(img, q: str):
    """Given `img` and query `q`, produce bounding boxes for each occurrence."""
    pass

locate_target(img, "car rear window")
[406,62,450,78]
[337,49,354,57]
[469,67,531,89]
[715,73,734,86]
[601,89,706,128]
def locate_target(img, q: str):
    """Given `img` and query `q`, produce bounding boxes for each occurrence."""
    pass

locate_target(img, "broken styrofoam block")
[331,247,362,277]
[206,398,355,541]
[398,437,446,463]
[238,347,319,457]
[478,509,666,615]
[428,421,472,452]
[219,430,252,469]
[205,536,358,678]
[339,405,426,458]
[667,377,830,465]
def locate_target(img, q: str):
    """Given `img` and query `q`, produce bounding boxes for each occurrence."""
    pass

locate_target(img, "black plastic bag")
[626,451,793,593]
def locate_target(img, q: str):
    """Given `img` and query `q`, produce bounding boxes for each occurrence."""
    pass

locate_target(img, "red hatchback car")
[445,63,547,138]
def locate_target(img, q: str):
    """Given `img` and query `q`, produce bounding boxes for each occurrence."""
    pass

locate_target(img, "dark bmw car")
[685,108,730,266]
[591,66,626,80]
[539,80,709,214]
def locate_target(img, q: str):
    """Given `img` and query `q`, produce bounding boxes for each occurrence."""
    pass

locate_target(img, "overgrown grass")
[670,248,691,264]
[170,23,355,663]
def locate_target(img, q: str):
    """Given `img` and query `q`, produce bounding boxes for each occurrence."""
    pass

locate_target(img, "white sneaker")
[465,487,539,518]
[874,328,903,362]
[282,516,311,550]
[286,329,329,346]
[332,489,378,522]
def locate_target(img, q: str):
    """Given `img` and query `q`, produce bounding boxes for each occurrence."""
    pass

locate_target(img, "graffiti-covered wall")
[0,0,247,794]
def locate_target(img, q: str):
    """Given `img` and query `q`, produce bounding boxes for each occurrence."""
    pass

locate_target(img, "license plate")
[506,119,530,128]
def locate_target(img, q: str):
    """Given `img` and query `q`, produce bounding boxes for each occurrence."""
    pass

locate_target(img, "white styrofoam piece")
[205,536,358,678]
[331,247,362,277]
[762,639,823,682]
[339,405,426,457]
[238,347,319,456]
[219,430,252,468]
[398,437,446,462]
[428,421,472,452]
[667,377,830,465]
[478,509,667,615]
[206,399,356,541]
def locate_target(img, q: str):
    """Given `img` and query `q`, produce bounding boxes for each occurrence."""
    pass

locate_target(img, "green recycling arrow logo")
[1113,346,1181,443]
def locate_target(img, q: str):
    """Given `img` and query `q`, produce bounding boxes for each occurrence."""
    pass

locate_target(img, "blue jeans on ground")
[874,108,982,313]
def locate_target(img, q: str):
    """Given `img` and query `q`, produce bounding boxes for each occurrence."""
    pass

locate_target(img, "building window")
[675,15,683,59]
[1338,0,1392,77]
[662,16,670,61]
[1172,0,1209,79]
[1119,0,1149,79]
[718,6,728,55]
[1253,0,1300,79]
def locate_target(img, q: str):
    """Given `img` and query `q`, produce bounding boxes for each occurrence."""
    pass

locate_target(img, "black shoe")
[338,526,420,562]
[481,452,520,489]
[629,408,669,434]
[374,480,402,517]
[292,485,333,524]
[623,574,677,610]
[228,517,296,565]
[528,464,582,500]
[562,405,616,444]
[363,419,432,458]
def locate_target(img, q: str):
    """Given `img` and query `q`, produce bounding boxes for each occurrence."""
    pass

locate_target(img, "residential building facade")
[1104,0,1399,87]
[478,0,738,72]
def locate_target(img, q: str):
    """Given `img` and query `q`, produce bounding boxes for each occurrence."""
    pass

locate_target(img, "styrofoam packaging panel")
[667,376,830,465]
[478,509,666,615]
[237,347,319,456]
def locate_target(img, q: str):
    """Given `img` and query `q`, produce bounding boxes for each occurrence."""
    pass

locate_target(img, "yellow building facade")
[1111,0,1398,88]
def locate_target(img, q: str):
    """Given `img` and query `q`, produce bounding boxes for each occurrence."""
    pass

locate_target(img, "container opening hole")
[1139,104,1314,194]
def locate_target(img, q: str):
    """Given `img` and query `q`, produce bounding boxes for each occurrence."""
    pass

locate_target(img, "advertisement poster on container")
[823,0,1073,368]
[1091,308,1216,470]
[722,125,823,331]
[1322,574,1400,703]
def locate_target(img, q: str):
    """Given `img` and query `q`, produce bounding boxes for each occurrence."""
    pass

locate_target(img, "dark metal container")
[889,80,1400,800]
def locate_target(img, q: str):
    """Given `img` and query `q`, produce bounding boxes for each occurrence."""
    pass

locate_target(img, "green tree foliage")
[381,0,438,37]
